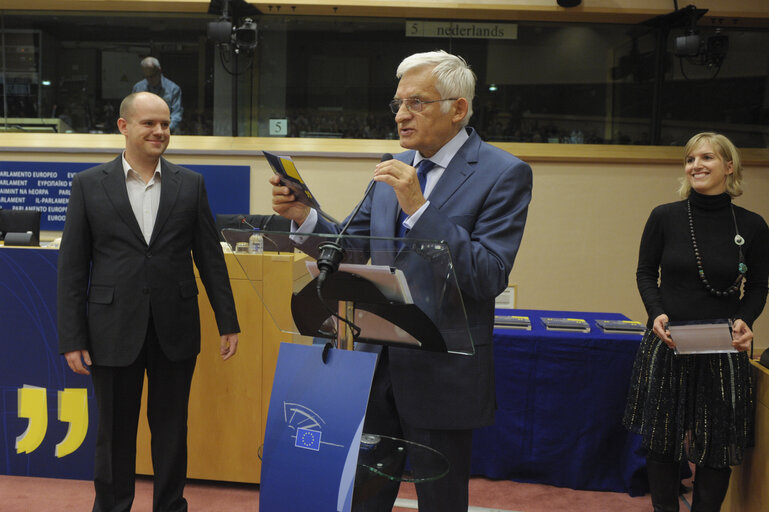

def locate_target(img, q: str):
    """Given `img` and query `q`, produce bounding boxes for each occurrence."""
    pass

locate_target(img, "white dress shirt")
[122,153,162,244]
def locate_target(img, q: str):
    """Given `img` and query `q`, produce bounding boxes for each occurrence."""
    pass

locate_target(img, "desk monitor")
[0,209,41,246]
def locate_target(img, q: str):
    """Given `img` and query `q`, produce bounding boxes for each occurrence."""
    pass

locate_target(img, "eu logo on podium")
[295,428,321,451]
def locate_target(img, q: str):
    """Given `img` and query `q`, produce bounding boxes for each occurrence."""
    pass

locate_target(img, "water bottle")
[248,229,264,254]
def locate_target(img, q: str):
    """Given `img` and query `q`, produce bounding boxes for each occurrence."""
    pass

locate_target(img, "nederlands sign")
[406,21,518,40]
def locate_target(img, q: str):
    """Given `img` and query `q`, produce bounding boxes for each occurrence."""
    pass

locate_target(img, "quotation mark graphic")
[56,388,89,457]
[15,386,47,455]
[15,385,89,458]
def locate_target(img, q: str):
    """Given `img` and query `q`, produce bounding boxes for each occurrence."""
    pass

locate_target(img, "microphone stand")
[316,153,393,292]
[313,153,394,345]
[240,215,282,253]
[240,215,257,230]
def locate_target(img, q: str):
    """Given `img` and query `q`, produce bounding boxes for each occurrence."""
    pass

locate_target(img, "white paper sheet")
[669,320,736,355]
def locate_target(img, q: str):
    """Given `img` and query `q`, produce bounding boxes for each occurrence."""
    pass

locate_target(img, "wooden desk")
[722,360,769,512]
[136,252,311,483]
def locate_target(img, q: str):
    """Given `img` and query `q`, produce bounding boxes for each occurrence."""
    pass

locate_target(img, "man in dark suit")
[270,50,532,511]
[58,91,240,512]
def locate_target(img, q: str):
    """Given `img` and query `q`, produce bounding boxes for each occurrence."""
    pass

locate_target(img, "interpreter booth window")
[1,11,767,148]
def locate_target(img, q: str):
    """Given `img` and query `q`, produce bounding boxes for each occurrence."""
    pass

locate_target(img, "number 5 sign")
[269,118,288,136]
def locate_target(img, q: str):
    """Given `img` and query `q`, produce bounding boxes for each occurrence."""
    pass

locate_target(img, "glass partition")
[221,228,475,355]
[2,10,767,147]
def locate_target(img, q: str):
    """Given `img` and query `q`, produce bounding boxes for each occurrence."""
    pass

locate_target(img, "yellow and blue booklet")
[541,316,591,333]
[263,150,322,210]
[594,319,645,334]
[494,315,532,330]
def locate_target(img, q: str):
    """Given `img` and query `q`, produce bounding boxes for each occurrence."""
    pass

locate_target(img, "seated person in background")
[133,56,183,133]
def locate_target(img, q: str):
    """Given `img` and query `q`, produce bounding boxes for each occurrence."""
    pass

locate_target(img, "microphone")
[240,216,256,230]
[316,153,393,291]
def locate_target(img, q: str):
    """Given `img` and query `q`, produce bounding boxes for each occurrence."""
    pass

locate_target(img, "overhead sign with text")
[0,161,250,231]
[406,21,517,40]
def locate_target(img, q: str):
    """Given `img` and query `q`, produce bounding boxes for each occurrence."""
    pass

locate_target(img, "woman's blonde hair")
[677,132,743,198]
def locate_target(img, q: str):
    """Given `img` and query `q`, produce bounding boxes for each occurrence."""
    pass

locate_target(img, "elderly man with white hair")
[132,56,183,133]
[271,49,533,512]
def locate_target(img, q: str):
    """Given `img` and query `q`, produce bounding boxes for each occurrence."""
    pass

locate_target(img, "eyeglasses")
[389,98,458,114]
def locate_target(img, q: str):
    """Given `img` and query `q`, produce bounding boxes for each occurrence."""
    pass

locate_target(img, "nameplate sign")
[406,21,518,40]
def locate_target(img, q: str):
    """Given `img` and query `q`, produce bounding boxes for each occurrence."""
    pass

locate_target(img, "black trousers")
[353,350,473,512]
[90,318,196,512]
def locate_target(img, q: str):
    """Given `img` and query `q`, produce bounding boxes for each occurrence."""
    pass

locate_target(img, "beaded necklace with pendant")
[687,199,747,296]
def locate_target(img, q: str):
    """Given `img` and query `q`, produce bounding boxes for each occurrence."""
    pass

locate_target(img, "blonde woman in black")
[624,132,769,511]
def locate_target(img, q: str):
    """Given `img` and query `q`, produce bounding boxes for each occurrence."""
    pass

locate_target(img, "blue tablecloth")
[471,309,647,496]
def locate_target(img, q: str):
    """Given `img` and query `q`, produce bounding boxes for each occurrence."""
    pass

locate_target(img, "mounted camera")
[671,5,728,70]
[207,0,259,52]
[234,18,258,51]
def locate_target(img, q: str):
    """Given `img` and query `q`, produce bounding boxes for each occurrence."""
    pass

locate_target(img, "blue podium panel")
[471,309,647,496]
[260,343,377,512]
[0,248,96,479]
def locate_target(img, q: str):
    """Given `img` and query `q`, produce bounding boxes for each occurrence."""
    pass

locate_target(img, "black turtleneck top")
[637,190,769,327]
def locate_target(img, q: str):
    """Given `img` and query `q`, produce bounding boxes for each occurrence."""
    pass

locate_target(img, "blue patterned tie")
[396,159,435,239]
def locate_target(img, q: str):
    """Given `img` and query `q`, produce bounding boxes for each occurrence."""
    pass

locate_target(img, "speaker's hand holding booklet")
[263,150,339,224]
[263,151,321,210]
[668,319,736,355]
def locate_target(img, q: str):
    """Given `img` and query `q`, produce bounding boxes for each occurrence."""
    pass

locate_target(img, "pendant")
[739,262,748,274]
[734,234,745,246]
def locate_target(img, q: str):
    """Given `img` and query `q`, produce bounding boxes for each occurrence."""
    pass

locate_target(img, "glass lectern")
[222,227,475,509]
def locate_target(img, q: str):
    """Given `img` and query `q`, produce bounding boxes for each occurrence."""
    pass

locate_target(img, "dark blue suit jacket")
[315,127,532,429]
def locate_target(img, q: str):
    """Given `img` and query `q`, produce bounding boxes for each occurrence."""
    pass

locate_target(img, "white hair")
[396,50,476,126]
[140,56,161,71]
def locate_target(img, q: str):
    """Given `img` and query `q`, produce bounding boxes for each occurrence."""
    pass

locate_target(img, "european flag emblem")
[295,428,321,451]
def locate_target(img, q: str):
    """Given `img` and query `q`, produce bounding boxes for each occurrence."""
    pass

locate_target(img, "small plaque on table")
[494,315,531,330]
[541,317,591,333]
[595,319,646,334]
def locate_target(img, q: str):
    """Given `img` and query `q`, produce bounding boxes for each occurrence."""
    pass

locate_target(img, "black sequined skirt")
[623,330,753,468]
